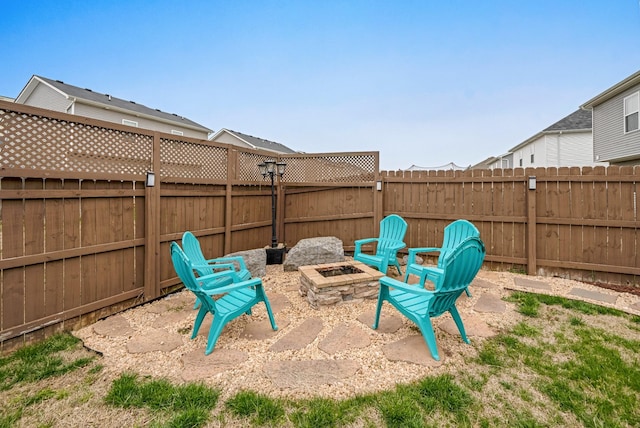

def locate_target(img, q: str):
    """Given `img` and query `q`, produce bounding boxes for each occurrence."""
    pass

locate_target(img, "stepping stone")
[127,328,183,353]
[269,317,323,352]
[267,293,291,314]
[241,318,290,340]
[357,310,403,334]
[152,310,192,328]
[264,360,360,388]
[569,288,618,304]
[440,314,496,338]
[383,335,442,365]
[471,278,498,289]
[92,314,134,337]
[318,323,370,354]
[513,277,552,291]
[181,349,248,381]
[473,293,506,313]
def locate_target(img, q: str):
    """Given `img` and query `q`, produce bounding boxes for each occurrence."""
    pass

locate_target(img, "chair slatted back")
[437,220,480,266]
[376,214,408,257]
[170,242,218,312]
[429,236,485,316]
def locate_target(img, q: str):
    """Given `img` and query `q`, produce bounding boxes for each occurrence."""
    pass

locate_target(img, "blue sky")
[3,1,640,171]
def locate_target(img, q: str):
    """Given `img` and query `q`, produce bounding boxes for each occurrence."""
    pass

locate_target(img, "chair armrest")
[354,237,378,253]
[204,277,262,295]
[194,268,244,285]
[192,262,237,273]
[379,276,434,297]
[378,242,406,259]
[407,247,441,264]
[205,256,248,270]
[418,266,444,288]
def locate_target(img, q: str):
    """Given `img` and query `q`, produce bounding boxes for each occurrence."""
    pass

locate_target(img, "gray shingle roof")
[36,76,212,132]
[224,129,296,153]
[543,109,592,132]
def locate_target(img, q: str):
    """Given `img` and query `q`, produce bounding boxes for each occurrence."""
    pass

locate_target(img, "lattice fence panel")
[281,153,376,183]
[0,109,152,174]
[160,138,228,180]
[237,151,277,181]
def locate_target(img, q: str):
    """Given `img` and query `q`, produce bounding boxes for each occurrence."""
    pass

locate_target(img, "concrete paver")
[269,317,323,352]
[318,323,370,354]
[569,287,618,304]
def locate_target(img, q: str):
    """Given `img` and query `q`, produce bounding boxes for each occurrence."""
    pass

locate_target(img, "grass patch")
[105,373,219,427]
[0,333,94,391]
[225,390,286,426]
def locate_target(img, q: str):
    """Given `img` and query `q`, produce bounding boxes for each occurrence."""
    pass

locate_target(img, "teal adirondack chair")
[170,242,277,355]
[354,214,408,275]
[373,236,486,361]
[404,219,480,296]
[182,231,252,309]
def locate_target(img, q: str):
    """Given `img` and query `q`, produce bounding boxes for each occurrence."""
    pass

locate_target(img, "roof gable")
[16,75,212,132]
[211,129,296,154]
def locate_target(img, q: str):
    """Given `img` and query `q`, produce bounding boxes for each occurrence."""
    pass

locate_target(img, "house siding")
[212,133,253,149]
[73,103,207,139]
[22,84,70,113]
[593,82,640,162]
[512,132,604,168]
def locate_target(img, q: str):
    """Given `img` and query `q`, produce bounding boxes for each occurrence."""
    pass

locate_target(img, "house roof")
[581,69,640,109]
[210,128,296,154]
[15,75,212,133]
[509,109,592,152]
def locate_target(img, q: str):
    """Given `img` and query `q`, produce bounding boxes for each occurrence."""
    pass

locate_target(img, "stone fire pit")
[298,261,384,308]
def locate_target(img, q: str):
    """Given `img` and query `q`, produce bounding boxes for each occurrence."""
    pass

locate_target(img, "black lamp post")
[258,159,287,248]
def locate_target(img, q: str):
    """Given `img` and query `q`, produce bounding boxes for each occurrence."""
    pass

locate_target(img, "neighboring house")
[473,109,606,170]
[14,75,212,139]
[580,69,640,165]
[0,95,14,102]
[209,128,296,154]
[508,109,605,168]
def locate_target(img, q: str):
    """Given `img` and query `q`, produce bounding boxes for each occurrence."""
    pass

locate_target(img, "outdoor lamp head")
[258,162,267,177]
[265,159,276,174]
[276,161,287,177]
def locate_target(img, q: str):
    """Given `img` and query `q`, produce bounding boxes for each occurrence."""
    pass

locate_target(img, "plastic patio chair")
[373,236,486,361]
[354,214,408,275]
[182,231,252,308]
[404,219,480,296]
[170,241,277,355]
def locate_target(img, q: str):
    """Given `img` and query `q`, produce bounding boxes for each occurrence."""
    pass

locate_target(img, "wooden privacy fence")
[0,101,379,350]
[1,100,639,351]
[381,167,640,286]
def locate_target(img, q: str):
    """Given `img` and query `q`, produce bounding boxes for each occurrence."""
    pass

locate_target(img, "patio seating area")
[73,262,640,401]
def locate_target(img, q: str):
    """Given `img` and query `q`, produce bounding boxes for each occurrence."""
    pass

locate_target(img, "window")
[501,159,509,168]
[122,119,138,127]
[624,92,639,133]
[530,154,535,164]
[171,130,184,136]
[519,158,523,167]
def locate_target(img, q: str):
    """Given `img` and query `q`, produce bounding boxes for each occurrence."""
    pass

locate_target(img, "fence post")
[225,149,237,255]
[527,175,537,275]
[144,133,161,300]
[373,166,383,236]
